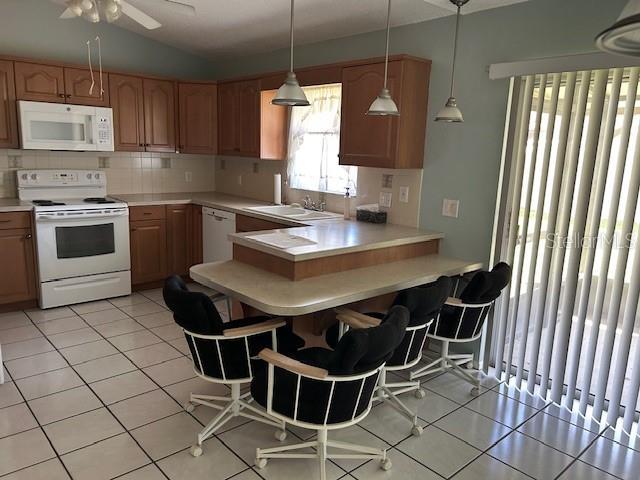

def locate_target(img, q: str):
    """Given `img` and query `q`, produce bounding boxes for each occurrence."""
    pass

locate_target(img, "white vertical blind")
[493,66,640,429]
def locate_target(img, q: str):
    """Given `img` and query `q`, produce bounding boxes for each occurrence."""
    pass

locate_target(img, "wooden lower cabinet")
[130,218,167,285]
[191,204,203,266]
[130,204,204,286]
[166,204,191,276]
[0,213,37,305]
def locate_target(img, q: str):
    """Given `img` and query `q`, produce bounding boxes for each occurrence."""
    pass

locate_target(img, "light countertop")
[190,255,482,316]
[0,198,36,212]
[231,222,444,261]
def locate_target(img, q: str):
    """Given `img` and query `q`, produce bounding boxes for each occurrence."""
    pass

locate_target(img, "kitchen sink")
[244,205,342,221]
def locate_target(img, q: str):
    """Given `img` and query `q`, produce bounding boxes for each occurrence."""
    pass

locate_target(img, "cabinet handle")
[139,143,144,147]
[25,234,32,239]
[143,212,152,215]
[130,228,137,232]
[58,93,65,98]
[0,219,10,223]
[66,94,71,98]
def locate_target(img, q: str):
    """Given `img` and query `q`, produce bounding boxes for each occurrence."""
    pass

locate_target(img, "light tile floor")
[0,287,637,479]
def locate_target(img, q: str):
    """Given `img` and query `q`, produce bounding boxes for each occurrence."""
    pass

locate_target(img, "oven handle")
[36,210,129,221]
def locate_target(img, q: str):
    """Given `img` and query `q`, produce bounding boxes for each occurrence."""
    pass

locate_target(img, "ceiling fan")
[59,0,195,30]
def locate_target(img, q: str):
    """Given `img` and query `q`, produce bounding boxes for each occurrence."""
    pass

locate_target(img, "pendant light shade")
[435,0,469,123]
[367,0,399,116]
[596,0,640,56]
[272,0,309,107]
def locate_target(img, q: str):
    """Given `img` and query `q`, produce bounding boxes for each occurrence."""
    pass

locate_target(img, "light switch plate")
[379,191,392,208]
[442,198,460,218]
[399,186,409,203]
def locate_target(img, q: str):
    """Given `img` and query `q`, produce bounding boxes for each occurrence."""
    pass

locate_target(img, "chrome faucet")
[303,195,326,212]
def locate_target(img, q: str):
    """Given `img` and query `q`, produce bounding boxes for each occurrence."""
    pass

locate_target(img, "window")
[287,83,357,195]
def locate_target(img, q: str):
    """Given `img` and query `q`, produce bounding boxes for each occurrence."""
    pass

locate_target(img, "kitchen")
[2,1,640,479]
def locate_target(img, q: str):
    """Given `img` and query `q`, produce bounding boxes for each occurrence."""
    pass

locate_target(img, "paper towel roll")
[274,174,282,205]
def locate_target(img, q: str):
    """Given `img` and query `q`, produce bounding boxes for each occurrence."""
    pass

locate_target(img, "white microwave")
[18,100,114,151]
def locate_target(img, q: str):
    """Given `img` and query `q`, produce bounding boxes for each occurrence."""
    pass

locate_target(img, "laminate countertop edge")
[190,255,483,316]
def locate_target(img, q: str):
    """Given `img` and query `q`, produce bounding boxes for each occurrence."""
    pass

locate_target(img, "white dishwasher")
[203,207,236,262]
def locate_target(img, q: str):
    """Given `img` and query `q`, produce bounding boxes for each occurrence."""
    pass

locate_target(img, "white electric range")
[17,170,131,308]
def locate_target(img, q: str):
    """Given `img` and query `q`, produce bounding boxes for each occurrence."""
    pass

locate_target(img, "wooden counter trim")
[233,238,439,280]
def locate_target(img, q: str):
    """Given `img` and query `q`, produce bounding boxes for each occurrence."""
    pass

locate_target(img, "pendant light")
[272,0,309,106]
[435,0,469,123]
[596,0,640,56]
[367,0,399,116]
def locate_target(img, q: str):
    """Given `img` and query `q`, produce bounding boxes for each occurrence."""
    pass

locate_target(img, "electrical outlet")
[442,198,460,218]
[185,171,192,183]
[237,175,242,186]
[379,191,392,208]
[382,174,393,189]
[399,186,409,203]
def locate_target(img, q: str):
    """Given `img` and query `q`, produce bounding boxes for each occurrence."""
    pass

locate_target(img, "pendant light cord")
[289,0,295,73]
[383,0,392,89]
[449,4,461,98]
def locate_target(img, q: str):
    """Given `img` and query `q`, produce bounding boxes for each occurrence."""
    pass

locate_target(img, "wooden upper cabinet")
[340,58,430,169]
[64,67,109,107]
[260,89,288,161]
[14,62,65,103]
[237,80,260,156]
[178,83,217,154]
[0,60,18,149]
[109,74,145,152]
[218,82,239,155]
[217,79,260,157]
[143,79,176,153]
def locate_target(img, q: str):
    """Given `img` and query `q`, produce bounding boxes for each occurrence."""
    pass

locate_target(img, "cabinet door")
[0,60,18,149]
[218,82,238,155]
[64,67,109,107]
[178,83,217,154]
[109,74,145,152]
[143,79,176,153]
[339,61,401,168]
[0,228,36,304]
[14,62,65,103]
[130,219,167,285]
[237,80,260,157]
[191,204,203,266]
[166,204,191,276]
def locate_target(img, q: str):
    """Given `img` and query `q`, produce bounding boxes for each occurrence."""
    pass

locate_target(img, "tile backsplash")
[0,149,216,198]
[214,156,423,227]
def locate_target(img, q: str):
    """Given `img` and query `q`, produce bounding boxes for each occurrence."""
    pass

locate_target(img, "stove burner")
[84,197,116,204]
[33,200,66,206]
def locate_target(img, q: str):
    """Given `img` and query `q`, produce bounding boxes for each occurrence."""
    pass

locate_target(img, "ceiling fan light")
[104,0,122,22]
[367,88,399,116]
[435,97,464,123]
[596,0,640,56]
[83,4,100,23]
[272,72,310,106]
[66,0,84,16]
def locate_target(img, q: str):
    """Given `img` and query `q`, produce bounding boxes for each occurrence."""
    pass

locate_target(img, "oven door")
[35,208,130,282]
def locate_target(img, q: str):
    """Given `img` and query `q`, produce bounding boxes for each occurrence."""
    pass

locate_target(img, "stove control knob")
[21,173,28,181]
[95,173,101,180]
[30,173,39,182]
[86,173,92,180]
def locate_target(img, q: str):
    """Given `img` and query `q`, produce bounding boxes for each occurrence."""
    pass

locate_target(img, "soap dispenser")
[344,186,351,220]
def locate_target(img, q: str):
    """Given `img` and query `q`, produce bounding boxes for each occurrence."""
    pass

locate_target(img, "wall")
[213,0,627,264]
[1,0,214,79]
[0,150,215,198]
[214,156,423,227]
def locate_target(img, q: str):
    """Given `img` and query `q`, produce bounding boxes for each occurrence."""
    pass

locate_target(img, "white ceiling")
[51,0,529,60]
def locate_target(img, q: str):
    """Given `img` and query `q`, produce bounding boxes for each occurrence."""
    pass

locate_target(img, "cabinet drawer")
[236,214,287,232]
[0,212,31,230]
[129,205,166,222]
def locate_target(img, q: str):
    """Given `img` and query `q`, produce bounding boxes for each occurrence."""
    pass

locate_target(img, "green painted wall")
[214,0,627,265]
[1,0,214,79]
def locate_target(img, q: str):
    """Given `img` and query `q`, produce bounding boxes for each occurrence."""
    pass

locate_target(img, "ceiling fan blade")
[120,0,162,29]
[59,7,80,19]
[164,0,196,16]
